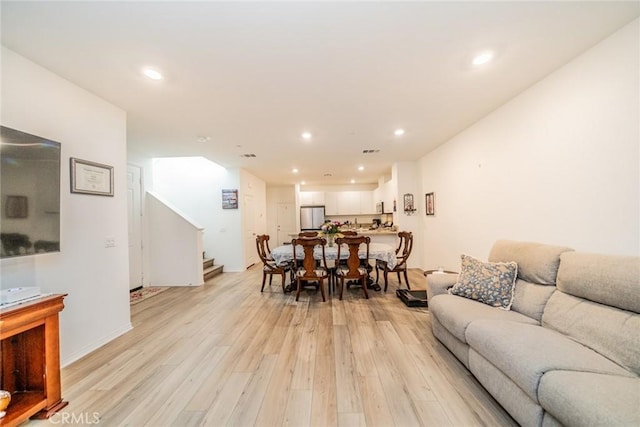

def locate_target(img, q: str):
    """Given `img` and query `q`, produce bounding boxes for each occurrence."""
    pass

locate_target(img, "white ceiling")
[2,1,638,186]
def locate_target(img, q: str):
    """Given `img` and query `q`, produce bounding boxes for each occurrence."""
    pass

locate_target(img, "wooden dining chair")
[375,231,413,292]
[256,234,291,293]
[292,237,328,302]
[335,235,371,300]
[298,231,319,237]
[329,229,358,291]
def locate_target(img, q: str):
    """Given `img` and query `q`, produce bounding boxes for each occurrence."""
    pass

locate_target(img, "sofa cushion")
[429,294,537,344]
[510,279,556,322]
[556,251,640,313]
[449,254,517,309]
[469,349,544,427]
[488,240,573,285]
[542,291,640,375]
[465,320,634,402]
[538,371,640,427]
[431,315,471,368]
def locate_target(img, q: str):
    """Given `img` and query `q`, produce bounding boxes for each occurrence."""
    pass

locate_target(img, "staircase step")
[204,264,223,281]
[203,258,215,269]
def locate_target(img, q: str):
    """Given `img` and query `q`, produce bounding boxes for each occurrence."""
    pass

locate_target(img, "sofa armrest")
[426,273,459,301]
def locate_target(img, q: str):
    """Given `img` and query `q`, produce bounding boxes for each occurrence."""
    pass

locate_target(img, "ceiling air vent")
[362,149,380,154]
[240,154,257,158]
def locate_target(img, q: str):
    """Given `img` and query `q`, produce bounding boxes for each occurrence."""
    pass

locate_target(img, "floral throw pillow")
[449,254,518,310]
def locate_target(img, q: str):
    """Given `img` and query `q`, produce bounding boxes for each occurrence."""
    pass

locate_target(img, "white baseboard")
[61,322,133,368]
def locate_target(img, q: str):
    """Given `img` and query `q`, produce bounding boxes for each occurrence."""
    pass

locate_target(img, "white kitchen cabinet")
[359,191,373,214]
[300,191,325,206]
[299,192,311,205]
[324,192,338,215]
[329,191,374,215]
[335,191,356,214]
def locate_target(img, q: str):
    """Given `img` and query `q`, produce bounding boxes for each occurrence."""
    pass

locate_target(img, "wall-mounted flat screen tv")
[1,126,61,258]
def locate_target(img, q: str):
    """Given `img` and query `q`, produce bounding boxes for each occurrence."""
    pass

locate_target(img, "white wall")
[392,162,422,268]
[146,192,204,286]
[151,157,250,272]
[1,47,131,365]
[419,19,639,271]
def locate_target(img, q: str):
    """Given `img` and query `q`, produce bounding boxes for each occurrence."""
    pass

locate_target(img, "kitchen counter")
[287,229,399,247]
[351,229,397,235]
[288,229,397,238]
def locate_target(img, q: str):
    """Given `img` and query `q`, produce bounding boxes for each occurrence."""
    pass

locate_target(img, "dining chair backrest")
[376,231,413,292]
[336,235,370,278]
[256,234,291,293]
[256,234,272,263]
[396,231,414,266]
[298,231,319,237]
[292,237,327,277]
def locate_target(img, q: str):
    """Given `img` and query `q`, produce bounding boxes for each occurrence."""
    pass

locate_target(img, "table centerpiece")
[320,221,342,247]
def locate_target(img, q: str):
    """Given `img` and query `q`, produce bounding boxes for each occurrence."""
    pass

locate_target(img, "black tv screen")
[1,126,61,258]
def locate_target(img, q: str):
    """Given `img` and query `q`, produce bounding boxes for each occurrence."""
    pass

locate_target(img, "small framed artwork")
[222,189,238,209]
[5,196,28,218]
[425,192,435,216]
[70,158,114,196]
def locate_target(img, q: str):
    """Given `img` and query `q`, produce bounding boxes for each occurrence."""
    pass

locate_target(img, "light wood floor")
[30,267,517,427]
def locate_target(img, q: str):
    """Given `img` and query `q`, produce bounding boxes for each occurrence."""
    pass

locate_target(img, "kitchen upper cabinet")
[359,191,374,214]
[377,179,395,213]
[337,191,359,214]
[324,192,338,215]
[303,190,374,215]
[300,191,325,206]
[324,191,374,215]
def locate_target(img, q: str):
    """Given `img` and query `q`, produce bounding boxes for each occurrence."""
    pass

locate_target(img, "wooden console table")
[0,294,68,426]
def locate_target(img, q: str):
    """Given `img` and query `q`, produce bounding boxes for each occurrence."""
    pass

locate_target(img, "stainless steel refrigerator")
[300,206,325,230]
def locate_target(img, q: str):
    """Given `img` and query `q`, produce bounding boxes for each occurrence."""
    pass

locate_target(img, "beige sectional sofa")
[426,240,640,427]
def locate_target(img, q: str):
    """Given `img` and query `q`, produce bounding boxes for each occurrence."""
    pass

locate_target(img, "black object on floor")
[367,283,382,291]
[396,289,428,307]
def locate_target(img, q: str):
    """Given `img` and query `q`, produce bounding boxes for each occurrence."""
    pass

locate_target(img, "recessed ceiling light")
[196,136,211,143]
[358,166,364,171]
[301,181,306,185]
[142,67,163,80]
[301,132,312,140]
[394,129,405,137]
[472,51,494,66]
[350,179,356,184]
[292,168,299,174]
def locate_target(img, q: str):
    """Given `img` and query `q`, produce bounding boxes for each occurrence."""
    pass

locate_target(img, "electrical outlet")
[105,237,115,248]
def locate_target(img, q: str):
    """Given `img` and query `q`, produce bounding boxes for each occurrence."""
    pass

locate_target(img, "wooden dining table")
[270,242,398,270]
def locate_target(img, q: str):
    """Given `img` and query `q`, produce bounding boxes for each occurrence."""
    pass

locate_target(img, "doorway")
[276,203,296,246]
[244,194,257,268]
[127,164,143,290]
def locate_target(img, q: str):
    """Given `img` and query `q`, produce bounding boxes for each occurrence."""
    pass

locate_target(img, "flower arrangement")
[321,221,342,235]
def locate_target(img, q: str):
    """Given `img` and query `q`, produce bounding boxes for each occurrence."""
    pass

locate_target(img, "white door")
[127,165,143,290]
[277,203,296,246]
[244,195,257,268]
